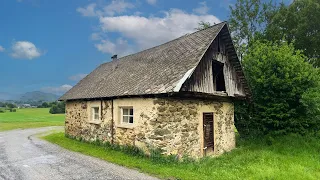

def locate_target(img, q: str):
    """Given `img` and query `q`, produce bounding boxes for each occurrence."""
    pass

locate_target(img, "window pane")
[94,114,99,120]
[129,108,133,115]
[129,116,133,123]
[92,107,99,120]
[123,116,129,123]
[123,108,129,115]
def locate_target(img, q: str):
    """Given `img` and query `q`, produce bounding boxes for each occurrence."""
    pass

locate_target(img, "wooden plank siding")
[181,31,246,97]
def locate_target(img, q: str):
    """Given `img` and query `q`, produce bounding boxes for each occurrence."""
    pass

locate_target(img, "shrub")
[9,108,16,112]
[237,41,320,136]
[49,101,65,114]
[0,109,5,113]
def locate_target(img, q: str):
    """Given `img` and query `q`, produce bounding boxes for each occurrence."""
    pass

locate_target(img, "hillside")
[18,91,59,102]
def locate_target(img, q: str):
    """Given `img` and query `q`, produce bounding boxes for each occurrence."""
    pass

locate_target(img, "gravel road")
[0,127,158,180]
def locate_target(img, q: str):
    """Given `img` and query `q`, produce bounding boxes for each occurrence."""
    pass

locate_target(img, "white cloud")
[90,32,108,41]
[95,40,115,54]
[78,2,220,56]
[146,0,157,5]
[99,9,220,50]
[134,11,143,16]
[104,0,134,16]
[77,3,99,17]
[193,1,209,15]
[41,84,72,94]
[0,45,4,52]
[95,38,135,56]
[11,41,42,60]
[69,74,88,81]
[77,1,134,17]
[91,32,102,41]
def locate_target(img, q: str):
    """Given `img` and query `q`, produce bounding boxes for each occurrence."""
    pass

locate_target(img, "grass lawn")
[0,108,64,131]
[43,132,320,180]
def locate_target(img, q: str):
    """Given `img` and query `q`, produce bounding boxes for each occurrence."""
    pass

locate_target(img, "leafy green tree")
[49,101,57,107]
[237,40,320,135]
[49,101,65,114]
[41,102,49,108]
[6,103,17,109]
[49,105,59,114]
[265,0,320,66]
[57,101,65,112]
[195,21,212,31]
[229,0,277,58]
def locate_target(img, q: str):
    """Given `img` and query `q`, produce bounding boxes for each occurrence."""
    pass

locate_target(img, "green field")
[0,108,64,131]
[44,132,320,180]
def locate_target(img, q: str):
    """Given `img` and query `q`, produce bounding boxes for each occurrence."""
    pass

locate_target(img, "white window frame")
[91,106,100,122]
[120,107,134,125]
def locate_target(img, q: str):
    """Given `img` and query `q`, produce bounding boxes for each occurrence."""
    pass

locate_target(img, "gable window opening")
[92,107,100,121]
[121,108,133,124]
[213,60,226,92]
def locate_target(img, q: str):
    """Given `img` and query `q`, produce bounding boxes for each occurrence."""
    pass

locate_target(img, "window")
[213,60,226,91]
[92,107,100,121]
[121,108,133,124]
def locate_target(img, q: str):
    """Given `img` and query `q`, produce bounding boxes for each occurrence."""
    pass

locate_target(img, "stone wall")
[65,97,235,158]
[65,100,113,142]
[211,102,235,155]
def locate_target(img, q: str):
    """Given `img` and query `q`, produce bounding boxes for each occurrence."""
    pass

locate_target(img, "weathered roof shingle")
[60,22,247,100]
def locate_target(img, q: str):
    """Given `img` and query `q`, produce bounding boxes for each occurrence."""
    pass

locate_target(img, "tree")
[49,101,65,114]
[229,0,278,58]
[49,105,59,114]
[57,101,65,113]
[237,40,320,135]
[40,102,49,108]
[265,0,320,67]
[6,103,17,109]
[195,21,212,31]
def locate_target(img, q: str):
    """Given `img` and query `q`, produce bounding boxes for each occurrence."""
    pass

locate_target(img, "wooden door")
[203,112,214,154]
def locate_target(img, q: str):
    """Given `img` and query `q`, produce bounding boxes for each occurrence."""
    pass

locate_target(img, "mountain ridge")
[0,91,59,102]
[18,91,59,102]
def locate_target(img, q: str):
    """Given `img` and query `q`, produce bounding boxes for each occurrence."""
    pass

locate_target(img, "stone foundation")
[65,97,235,158]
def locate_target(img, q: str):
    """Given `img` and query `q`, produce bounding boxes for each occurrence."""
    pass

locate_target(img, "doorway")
[203,112,214,155]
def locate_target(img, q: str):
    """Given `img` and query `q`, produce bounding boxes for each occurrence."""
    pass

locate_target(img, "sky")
[0,0,288,99]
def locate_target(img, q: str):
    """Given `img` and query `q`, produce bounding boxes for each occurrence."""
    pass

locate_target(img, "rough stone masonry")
[65,97,235,158]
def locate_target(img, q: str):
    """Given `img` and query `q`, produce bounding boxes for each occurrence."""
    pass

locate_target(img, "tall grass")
[44,132,320,180]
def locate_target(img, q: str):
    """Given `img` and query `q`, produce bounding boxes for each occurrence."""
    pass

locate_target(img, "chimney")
[111,54,117,61]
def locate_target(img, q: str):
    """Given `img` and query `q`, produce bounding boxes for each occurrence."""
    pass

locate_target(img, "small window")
[213,60,226,91]
[92,107,100,121]
[121,107,133,124]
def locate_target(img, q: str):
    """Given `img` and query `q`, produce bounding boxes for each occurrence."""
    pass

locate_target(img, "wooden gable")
[181,25,246,98]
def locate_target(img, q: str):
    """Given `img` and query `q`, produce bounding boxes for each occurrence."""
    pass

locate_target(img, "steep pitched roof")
[60,22,249,100]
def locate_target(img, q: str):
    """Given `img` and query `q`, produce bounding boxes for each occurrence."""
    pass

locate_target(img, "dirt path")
[0,127,158,180]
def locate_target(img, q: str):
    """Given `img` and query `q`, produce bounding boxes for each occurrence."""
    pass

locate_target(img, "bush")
[237,41,320,136]
[9,108,17,112]
[6,103,17,109]
[49,101,65,114]
[0,109,5,113]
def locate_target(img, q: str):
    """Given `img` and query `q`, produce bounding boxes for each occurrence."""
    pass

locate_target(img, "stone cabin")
[60,22,250,158]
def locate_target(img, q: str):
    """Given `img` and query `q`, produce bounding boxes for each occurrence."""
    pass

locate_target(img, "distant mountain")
[18,91,59,102]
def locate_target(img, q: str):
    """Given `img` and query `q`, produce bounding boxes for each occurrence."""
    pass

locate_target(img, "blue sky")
[0,0,285,99]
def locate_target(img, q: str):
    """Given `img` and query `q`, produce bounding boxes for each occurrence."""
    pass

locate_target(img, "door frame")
[203,112,214,156]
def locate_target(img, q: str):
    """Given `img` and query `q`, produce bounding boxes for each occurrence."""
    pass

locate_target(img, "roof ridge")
[102,21,227,65]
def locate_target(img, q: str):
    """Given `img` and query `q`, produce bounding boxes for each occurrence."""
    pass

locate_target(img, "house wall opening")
[213,60,226,92]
